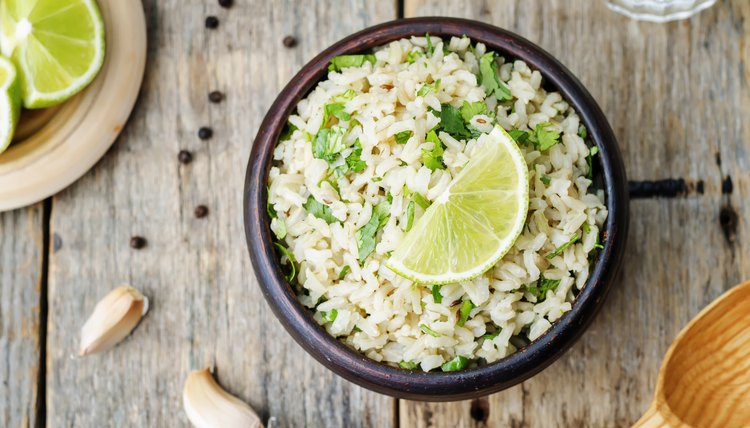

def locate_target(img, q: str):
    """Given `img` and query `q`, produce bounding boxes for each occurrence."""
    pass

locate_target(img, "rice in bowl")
[267,35,608,372]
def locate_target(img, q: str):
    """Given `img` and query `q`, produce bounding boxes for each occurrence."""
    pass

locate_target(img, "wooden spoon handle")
[633,403,688,428]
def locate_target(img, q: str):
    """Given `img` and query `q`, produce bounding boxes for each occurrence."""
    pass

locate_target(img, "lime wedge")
[0,56,21,154]
[386,127,529,285]
[0,0,105,109]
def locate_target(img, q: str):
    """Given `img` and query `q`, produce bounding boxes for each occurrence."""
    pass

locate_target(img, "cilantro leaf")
[526,276,561,300]
[583,222,605,250]
[333,89,357,102]
[587,146,599,179]
[355,199,391,262]
[479,52,512,100]
[312,125,347,163]
[399,360,419,370]
[413,192,430,210]
[459,100,487,122]
[416,79,440,97]
[441,355,469,372]
[404,200,415,232]
[345,139,367,173]
[394,130,413,145]
[328,54,376,72]
[508,129,529,144]
[420,323,440,337]
[303,195,338,224]
[540,175,551,185]
[546,233,581,259]
[425,33,434,57]
[439,103,471,139]
[528,123,560,151]
[338,265,350,280]
[421,130,446,171]
[578,124,588,140]
[279,122,298,141]
[323,102,351,127]
[458,300,475,327]
[273,242,297,283]
[320,308,338,324]
[431,284,443,303]
[406,49,424,64]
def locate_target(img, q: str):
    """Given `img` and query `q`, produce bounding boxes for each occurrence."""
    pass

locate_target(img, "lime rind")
[0,57,21,154]
[0,0,106,109]
[386,126,530,285]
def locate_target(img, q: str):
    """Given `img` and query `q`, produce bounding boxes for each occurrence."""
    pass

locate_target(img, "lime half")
[0,0,106,109]
[0,57,21,154]
[387,127,529,285]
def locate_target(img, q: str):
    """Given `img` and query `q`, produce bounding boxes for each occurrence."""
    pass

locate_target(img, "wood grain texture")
[0,204,44,428]
[46,1,396,427]
[402,0,750,426]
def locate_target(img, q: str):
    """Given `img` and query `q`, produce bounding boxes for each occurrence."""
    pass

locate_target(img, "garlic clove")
[79,285,147,356]
[183,368,264,428]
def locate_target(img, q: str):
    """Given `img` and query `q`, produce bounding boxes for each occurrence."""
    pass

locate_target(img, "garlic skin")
[79,286,147,356]
[183,368,263,428]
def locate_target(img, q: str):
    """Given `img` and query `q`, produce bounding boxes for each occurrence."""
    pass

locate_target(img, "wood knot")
[470,397,490,423]
[719,205,738,244]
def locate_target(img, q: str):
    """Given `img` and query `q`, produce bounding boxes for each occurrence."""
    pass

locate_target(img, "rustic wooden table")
[1,0,748,426]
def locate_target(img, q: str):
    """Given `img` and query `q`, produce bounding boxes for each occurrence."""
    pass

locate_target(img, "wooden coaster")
[0,0,147,211]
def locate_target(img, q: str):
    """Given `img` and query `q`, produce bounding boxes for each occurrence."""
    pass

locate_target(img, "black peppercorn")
[205,16,219,29]
[178,150,193,164]
[198,127,213,140]
[282,35,297,48]
[130,236,147,249]
[208,91,224,103]
[218,0,233,8]
[194,205,209,218]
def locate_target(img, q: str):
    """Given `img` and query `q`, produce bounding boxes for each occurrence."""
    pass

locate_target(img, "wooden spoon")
[634,281,750,427]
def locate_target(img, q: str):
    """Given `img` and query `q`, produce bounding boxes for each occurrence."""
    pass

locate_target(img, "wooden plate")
[0,0,147,211]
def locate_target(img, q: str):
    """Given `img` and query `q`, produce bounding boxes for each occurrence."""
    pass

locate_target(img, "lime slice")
[0,56,21,154]
[0,0,105,109]
[387,126,529,285]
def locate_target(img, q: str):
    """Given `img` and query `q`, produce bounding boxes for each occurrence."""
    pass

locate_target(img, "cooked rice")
[268,35,608,372]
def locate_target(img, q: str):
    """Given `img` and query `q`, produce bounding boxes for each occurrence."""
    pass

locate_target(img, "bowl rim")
[244,16,629,401]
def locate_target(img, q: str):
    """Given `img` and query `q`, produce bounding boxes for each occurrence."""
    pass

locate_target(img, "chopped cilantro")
[459,100,487,122]
[399,360,419,370]
[394,130,413,145]
[479,52,512,100]
[529,123,560,151]
[355,199,391,262]
[578,124,588,140]
[279,122,298,141]
[546,233,581,259]
[526,276,561,300]
[508,129,529,144]
[303,195,338,224]
[333,89,357,102]
[420,324,440,337]
[481,329,500,341]
[372,176,383,182]
[404,200,415,232]
[266,191,277,219]
[352,325,362,333]
[441,355,469,372]
[413,192,430,210]
[439,103,471,139]
[421,130,446,171]
[338,265,350,280]
[458,300,475,327]
[416,79,440,97]
[431,284,443,304]
[273,242,297,283]
[345,139,367,173]
[328,54,376,72]
[425,33,434,57]
[323,102,351,126]
[540,175,551,185]
[583,222,605,250]
[312,125,347,163]
[406,49,424,64]
[320,308,338,324]
[272,216,287,239]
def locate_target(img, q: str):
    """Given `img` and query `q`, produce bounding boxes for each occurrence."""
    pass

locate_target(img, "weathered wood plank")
[46,1,396,427]
[402,0,750,426]
[0,204,44,428]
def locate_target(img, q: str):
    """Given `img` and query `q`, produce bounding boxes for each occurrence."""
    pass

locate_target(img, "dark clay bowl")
[244,17,628,401]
